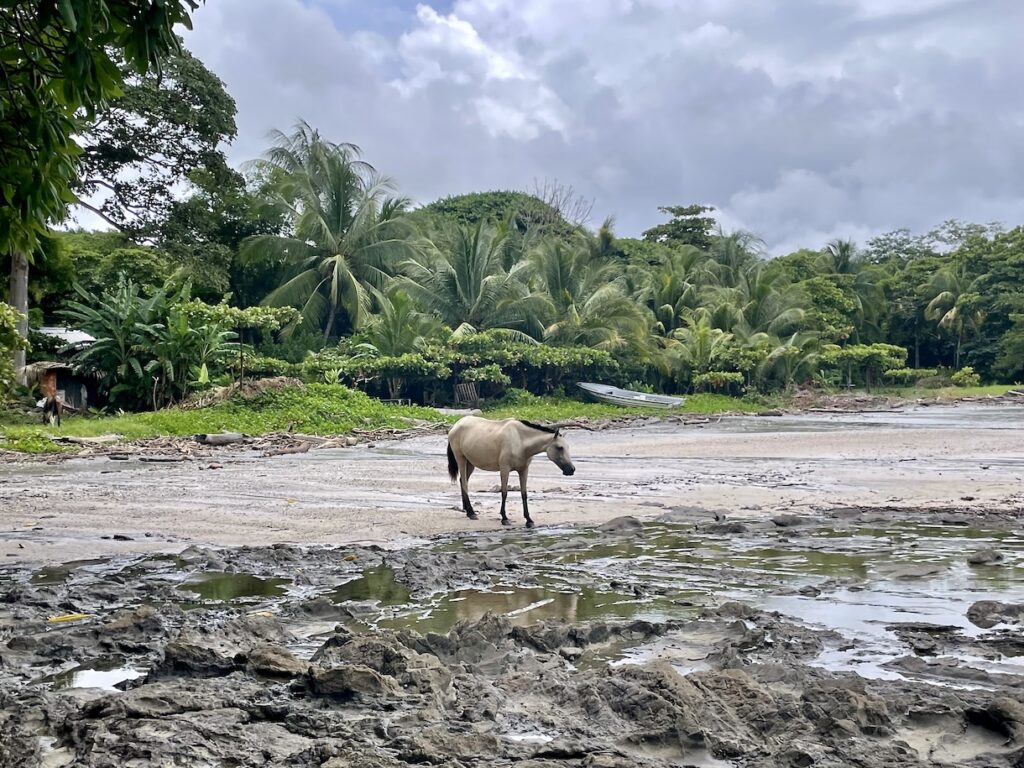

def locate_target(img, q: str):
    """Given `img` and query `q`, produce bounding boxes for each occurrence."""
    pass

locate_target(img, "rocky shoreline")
[2,506,1022,767]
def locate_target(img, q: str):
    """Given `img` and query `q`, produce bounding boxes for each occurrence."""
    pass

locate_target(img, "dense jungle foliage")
[3,16,1023,411]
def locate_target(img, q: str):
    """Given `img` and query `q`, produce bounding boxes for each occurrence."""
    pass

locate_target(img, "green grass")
[0,385,764,454]
[891,383,1021,399]
[483,392,764,421]
[0,384,449,454]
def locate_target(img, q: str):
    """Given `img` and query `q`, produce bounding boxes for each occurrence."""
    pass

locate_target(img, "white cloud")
[181,0,1024,252]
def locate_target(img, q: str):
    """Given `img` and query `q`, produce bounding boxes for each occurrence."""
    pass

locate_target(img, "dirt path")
[2,405,1022,565]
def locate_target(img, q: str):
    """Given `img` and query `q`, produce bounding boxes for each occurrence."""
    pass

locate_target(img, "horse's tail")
[447,442,459,483]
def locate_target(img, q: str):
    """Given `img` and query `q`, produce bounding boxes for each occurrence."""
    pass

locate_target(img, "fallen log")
[263,442,311,457]
[194,432,248,446]
[50,434,122,445]
[286,433,334,445]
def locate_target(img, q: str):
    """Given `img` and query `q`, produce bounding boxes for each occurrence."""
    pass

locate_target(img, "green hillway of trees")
[3,3,1023,411]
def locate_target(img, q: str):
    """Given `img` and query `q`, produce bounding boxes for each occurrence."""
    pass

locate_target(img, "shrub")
[1,302,29,403]
[460,364,511,386]
[60,280,236,410]
[951,366,981,387]
[883,368,939,385]
[693,370,745,395]
[917,374,954,389]
[241,355,302,379]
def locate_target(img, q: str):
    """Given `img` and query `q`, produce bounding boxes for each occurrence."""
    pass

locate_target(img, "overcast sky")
[181,0,1024,254]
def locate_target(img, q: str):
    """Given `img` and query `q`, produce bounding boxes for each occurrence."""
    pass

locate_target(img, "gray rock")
[967,547,1004,565]
[310,664,402,698]
[598,516,642,533]
[967,600,1024,629]
[247,644,307,677]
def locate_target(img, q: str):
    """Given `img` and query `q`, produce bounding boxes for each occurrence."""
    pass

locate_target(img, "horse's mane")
[518,419,559,434]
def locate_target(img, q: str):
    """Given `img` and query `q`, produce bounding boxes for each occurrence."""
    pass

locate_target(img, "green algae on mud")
[3,509,1024,767]
[176,572,288,602]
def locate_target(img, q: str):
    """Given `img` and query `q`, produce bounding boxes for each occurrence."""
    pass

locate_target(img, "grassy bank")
[892,383,1021,399]
[0,385,445,454]
[482,392,764,422]
[0,385,760,454]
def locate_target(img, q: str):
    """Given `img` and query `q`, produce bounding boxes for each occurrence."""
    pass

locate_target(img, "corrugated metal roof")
[37,327,96,345]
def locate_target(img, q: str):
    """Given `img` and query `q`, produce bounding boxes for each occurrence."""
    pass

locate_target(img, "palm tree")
[820,239,887,343]
[359,287,442,357]
[530,237,648,351]
[670,312,734,374]
[241,121,417,339]
[823,239,857,275]
[924,262,985,368]
[707,263,806,337]
[399,221,536,334]
[758,332,821,389]
[709,228,764,287]
[638,246,713,336]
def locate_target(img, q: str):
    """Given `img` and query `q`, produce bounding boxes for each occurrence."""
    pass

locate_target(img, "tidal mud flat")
[2,404,1023,564]
[1,405,1023,766]
[1,508,1023,767]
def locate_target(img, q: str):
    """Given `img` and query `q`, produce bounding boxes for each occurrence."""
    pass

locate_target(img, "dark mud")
[2,506,1023,767]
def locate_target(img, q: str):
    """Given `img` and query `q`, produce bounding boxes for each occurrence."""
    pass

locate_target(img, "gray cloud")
[183,0,1024,253]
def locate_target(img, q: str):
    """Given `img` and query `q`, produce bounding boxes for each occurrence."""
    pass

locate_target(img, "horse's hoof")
[501,519,512,527]
[467,513,479,520]
[525,520,535,529]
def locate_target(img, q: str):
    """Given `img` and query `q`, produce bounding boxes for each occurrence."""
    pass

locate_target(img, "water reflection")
[376,583,681,634]
[331,565,411,606]
[42,657,144,690]
[177,572,287,601]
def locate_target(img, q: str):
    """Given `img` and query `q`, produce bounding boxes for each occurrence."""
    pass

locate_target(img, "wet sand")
[2,404,1024,767]
[2,405,1022,565]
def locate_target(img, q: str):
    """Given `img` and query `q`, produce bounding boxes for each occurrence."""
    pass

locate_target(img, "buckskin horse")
[446,416,577,528]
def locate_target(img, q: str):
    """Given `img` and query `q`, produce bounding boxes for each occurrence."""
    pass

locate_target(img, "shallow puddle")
[41,657,144,690]
[176,572,288,601]
[376,583,681,634]
[331,565,411,606]
[341,519,1024,685]
[31,558,108,586]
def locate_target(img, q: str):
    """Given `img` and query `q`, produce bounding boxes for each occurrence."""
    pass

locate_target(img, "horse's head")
[546,432,576,476]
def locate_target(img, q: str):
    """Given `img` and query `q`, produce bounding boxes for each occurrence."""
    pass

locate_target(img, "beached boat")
[576,382,684,409]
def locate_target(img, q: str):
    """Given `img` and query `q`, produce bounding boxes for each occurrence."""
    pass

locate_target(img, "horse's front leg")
[518,466,533,528]
[460,461,477,519]
[499,469,512,527]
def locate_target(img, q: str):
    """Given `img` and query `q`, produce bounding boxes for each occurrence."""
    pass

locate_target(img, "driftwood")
[50,434,123,445]
[262,442,311,457]
[194,432,248,446]
[806,408,904,414]
[287,434,334,445]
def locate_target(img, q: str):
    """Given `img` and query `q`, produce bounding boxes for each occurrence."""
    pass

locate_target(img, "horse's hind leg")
[460,461,477,520]
[499,469,512,527]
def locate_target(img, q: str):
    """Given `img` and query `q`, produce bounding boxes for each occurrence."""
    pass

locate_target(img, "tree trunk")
[954,326,962,370]
[9,251,29,375]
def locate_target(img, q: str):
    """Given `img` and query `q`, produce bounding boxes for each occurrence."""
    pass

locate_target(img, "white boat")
[576,382,685,409]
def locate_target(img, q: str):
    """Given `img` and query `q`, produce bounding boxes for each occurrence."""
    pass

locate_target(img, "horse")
[42,395,63,427]
[446,416,576,528]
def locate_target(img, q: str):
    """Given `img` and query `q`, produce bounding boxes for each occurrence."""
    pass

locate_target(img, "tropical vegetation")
[3,5,1023,419]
